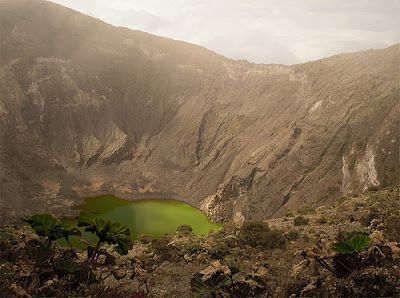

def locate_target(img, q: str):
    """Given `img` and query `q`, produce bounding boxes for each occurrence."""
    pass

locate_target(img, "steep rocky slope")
[0,0,399,224]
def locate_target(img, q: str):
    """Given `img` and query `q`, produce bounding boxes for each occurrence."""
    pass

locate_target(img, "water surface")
[58,195,221,248]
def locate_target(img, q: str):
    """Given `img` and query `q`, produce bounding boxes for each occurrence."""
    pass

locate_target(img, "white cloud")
[49,0,400,65]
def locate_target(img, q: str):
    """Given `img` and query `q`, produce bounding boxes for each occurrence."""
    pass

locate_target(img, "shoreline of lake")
[58,194,222,248]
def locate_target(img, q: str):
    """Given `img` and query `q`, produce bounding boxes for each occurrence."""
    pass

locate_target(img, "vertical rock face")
[81,135,103,167]
[341,156,352,196]
[98,123,131,164]
[0,0,399,223]
[356,146,380,191]
[340,147,382,197]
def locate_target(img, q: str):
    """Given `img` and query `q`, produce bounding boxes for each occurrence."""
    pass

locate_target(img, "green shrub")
[184,243,204,254]
[293,216,309,226]
[285,230,300,241]
[151,234,179,262]
[208,242,230,259]
[264,229,286,249]
[239,221,286,249]
[239,221,270,247]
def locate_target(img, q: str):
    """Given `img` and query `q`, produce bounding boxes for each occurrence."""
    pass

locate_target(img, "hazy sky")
[50,0,399,65]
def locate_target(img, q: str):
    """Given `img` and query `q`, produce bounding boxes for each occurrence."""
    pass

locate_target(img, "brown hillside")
[0,0,399,224]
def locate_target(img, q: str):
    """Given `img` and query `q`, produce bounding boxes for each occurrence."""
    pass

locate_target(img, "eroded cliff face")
[0,0,399,224]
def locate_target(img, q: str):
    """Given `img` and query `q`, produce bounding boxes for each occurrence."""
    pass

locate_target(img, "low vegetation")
[238,221,286,249]
[293,215,310,226]
[0,187,399,297]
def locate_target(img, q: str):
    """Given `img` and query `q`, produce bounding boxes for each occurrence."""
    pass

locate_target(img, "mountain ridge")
[0,0,399,224]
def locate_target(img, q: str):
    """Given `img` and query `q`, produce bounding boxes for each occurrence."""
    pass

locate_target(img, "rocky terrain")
[0,0,399,224]
[1,187,399,297]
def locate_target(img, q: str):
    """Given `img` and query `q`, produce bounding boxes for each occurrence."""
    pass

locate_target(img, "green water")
[58,195,221,249]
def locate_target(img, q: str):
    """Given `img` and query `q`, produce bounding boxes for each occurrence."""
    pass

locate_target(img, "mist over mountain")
[0,0,399,224]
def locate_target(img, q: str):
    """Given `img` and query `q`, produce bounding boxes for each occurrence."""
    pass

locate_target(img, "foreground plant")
[24,213,63,246]
[77,213,132,265]
[24,213,81,254]
[59,219,82,256]
[332,234,371,276]
[333,234,371,254]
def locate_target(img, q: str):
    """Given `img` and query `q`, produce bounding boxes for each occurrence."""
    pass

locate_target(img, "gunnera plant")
[77,213,132,266]
[333,234,371,254]
[332,234,371,276]
[25,213,81,256]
